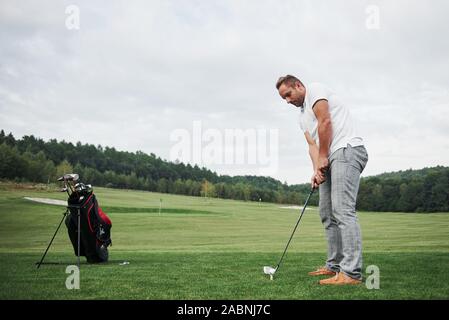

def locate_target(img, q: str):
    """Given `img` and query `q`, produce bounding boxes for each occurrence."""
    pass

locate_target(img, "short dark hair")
[276,75,303,90]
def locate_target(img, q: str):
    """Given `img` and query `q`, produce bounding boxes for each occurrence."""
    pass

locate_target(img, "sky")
[1,0,448,184]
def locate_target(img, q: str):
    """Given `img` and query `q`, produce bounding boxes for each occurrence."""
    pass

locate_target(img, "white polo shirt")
[299,82,363,156]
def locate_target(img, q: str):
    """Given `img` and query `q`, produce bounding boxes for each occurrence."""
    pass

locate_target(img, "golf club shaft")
[275,188,315,271]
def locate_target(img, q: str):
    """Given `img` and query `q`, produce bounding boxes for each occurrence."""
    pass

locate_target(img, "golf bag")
[65,190,112,263]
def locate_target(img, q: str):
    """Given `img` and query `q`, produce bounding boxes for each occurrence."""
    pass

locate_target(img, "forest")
[1,130,448,212]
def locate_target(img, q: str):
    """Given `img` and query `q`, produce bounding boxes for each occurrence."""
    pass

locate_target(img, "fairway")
[1,183,448,299]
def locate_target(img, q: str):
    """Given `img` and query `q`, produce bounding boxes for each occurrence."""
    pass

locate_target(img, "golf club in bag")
[263,188,315,280]
[37,174,112,268]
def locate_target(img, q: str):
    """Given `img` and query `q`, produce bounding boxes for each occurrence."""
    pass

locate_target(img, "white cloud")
[1,0,448,184]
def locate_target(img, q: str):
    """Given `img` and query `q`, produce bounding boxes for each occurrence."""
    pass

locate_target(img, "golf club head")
[263,266,277,275]
[57,173,79,182]
[75,182,85,192]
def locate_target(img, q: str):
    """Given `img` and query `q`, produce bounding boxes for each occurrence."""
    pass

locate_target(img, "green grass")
[0,182,448,299]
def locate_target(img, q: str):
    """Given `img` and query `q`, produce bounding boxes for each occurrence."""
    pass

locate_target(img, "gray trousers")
[319,144,368,280]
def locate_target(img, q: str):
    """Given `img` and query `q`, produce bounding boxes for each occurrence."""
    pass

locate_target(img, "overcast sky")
[1,0,448,184]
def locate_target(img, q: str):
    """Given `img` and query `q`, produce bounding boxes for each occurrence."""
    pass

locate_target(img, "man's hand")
[311,173,319,189]
[317,156,329,174]
[311,169,326,189]
[311,156,329,188]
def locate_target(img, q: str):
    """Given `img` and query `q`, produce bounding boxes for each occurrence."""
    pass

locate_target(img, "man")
[276,75,368,285]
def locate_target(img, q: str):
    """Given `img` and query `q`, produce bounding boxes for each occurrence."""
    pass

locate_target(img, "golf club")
[58,174,79,196]
[57,173,79,182]
[263,188,315,280]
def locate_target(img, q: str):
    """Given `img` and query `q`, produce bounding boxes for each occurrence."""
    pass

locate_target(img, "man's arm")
[304,131,319,170]
[304,131,322,189]
[313,99,332,174]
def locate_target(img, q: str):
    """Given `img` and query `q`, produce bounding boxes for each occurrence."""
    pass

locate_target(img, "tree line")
[357,167,449,212]
[1,130,448,212]
[0,130,313,205]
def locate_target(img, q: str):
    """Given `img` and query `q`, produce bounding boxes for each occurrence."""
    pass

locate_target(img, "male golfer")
[276,75,368,285]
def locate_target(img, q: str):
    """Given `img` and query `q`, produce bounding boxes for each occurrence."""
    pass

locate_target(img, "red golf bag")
[65,191,112,263]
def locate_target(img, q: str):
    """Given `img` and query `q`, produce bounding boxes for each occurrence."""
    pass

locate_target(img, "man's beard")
[292,100,303,108]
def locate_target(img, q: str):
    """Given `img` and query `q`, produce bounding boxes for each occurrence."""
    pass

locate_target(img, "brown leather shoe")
[308,267,337,276]
[319,272,362,285]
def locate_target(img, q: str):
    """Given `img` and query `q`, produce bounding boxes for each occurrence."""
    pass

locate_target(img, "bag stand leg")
[36,209,69,269]
[77,207,80,268]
